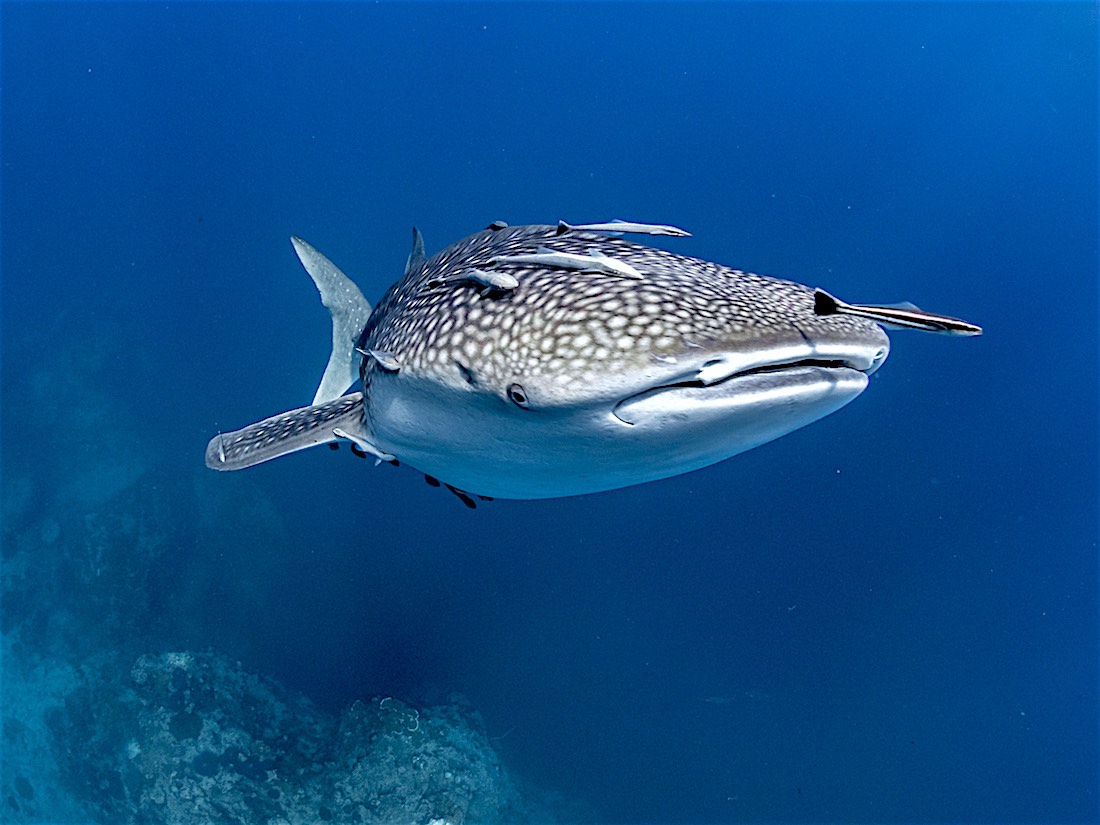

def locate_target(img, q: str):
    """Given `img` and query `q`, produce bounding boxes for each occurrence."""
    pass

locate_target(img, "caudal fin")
[290,237,373,405]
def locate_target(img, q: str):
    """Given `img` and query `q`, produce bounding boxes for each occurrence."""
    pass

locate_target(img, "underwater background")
[2,2,1096,823]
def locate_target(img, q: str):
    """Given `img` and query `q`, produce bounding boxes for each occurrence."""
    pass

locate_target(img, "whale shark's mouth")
[656,357,858,389]
[612,358,868,427]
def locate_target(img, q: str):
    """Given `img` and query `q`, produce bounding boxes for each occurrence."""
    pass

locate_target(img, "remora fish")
[813,289,983,336]
[556,219,692,237]
[488,246,644,280]
[205,221,980,500]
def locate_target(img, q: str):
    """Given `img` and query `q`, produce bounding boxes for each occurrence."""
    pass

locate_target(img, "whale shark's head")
[358,226,890,499]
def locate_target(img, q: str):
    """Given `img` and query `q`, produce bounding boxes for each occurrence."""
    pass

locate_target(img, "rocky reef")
[19,649,535,823]
[4,644,559,823]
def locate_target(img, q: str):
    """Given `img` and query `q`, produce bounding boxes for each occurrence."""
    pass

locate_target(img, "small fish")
[332,426,395,463]
[489,246,643,280]
[427,267,519,293]
[556,219,691,238]
[367,349,402,372]
[814,289,982,336]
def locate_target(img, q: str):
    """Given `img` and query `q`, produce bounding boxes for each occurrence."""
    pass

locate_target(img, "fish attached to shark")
[205,219,981,501]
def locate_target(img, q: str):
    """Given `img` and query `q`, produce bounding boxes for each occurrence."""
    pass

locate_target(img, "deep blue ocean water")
[2,2,1097,822]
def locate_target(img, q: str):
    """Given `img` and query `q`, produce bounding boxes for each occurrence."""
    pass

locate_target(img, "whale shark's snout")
[612,334,888,428]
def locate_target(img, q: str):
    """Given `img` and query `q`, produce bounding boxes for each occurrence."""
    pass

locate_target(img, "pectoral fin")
[206,392,372,470]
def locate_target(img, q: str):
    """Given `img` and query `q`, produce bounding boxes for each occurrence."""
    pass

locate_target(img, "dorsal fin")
[291,236,373,405]
[404,227,426,277]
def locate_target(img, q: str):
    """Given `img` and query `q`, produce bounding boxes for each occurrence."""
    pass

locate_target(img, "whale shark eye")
[507,383,530,409]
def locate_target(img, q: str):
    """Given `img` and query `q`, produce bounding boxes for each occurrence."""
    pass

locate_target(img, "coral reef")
[5,647,549,823]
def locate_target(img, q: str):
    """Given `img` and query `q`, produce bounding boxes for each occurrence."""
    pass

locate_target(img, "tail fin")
[290,237,373,405]
[206,393,366,471]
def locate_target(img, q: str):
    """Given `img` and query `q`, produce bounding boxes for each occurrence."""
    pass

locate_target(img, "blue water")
[2,2,1096,822]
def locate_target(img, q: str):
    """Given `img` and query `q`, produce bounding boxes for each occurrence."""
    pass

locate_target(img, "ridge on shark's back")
[205,219,980,501]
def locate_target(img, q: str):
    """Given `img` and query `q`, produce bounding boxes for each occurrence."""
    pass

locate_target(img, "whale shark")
[205,220,980,501]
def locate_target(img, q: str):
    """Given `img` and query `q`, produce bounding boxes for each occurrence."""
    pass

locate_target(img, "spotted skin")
[356,224,876,409]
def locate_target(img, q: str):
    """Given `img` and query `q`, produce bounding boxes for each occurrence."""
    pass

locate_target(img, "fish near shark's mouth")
[611,354,876,427]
